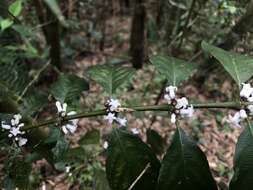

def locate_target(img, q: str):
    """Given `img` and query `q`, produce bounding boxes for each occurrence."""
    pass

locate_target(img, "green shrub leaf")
[201,41,253,86]
[0,19,14,31]
[157,127,217,190]
[87,64,135,95]
[150,55,197,86]
[9,0,23,17]
[51,74,89,103]
[229,122,253,190]
[106,128,160,190]
[146,129,165,155]
[78,129,100,145]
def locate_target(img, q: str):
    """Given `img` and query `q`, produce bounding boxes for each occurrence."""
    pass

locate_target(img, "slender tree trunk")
[130,0,146,69]
[33,0,61,69]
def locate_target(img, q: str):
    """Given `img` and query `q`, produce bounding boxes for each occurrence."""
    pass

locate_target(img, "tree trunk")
[130,0,146,69]
[33,0,61,69]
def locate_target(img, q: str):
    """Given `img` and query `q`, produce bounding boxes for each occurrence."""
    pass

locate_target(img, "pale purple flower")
[104,113,117,124]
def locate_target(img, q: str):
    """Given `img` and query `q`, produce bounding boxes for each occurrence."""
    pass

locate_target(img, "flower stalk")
[23,101,253,131]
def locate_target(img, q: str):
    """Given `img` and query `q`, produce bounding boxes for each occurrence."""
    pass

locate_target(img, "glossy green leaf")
[51,74,89,103]
[150,55,197,86]
[87,64,135,95]
[79,129,100,145]
[229,122,253,190]
[146,129,165,155]
[106,128,160,190]
[157,127,217,190]
[9,0,23,17]
[0,19,14,30]
[202,41,253,86]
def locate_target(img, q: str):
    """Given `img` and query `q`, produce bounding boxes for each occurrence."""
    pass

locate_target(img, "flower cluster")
[1,114,27,146]
[56,101,79,134]
[164,86,194,123]
[226,83,253,128]
[104,99,127,127]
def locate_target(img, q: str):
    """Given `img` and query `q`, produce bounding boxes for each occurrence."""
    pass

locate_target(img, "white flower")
[104,113,116,124]
[55,102,79,135]
[240,83,253,100]
[67,111,79,126]
[175,97,189,109]
[108,99,121,111]
[164,94,171,103]
[171,113,176,123]
[1,122,11,130]
[2,114,27,146]
[8,126,23,137]
[18,137,28,146]
[61,112,78,134]
[65,166,71,173]
[42,182,46,190]
[65,166,72,176]
[11,114,22,126]
[180,105,194,118]
[239,109,247,119]
[131,128,140,134]
[116,117,127,127]
[103,141,109,149]
[226,110,247,128]
[56,101,67,117]
[165,86,177,99]
[62,123,78,134]
[247,105,253,115]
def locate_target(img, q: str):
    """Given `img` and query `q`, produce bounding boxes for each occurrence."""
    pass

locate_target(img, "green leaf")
[229,122,253,190]
[150,55,197,86]
[43,0,67,27]
[146,129,165,155]
[157,127,217,190]
[9,0,23,17]
[106,128,160,190]
[52,138,69,161]
[9,157,32,189]
[51,74,89,103]
[0,19,14,30]
[201,41,253,86]
[21,89,48,115]
[94,169,111,190]
[87,64,135,95]
[79,129,100,145]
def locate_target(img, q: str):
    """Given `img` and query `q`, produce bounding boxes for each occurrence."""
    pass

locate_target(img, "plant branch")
[23,101,252,131]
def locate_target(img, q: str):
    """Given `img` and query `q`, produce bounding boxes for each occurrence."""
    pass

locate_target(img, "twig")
[18,60,51,101]
[128,163,150,190]
[23,101,251,131]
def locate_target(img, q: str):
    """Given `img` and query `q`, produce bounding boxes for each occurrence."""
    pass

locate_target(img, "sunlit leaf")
[51,74,89,103]
[87,64,135,95]
[9,0,23,17]
[150,55,197,86]
[202,41,253,86]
